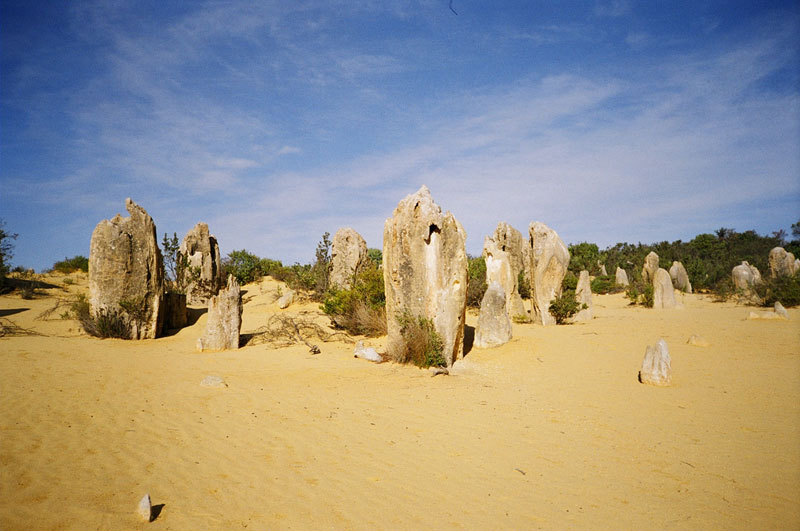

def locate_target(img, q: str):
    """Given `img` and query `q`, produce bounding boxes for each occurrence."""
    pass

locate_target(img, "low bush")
[53,255,89,274]
[466,255,487,308]
[321,266,386,336]
[71,295,131,339]
[590,275,618,294]
[391,312,446,368]
[549,291,585,324]
[755,274,800,307]
[626,281,654,308]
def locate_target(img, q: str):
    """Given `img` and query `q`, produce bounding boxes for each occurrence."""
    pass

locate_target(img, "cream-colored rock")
[528,222,570,326]
[383,186,468,366]
[197,275,242,351]
[653,268,678,309]
[774,302,789,319]
[732,261,762,303]
[277,289,295,309]
[615,267,630,287]
[639,339,672,386]
[329,228,368,289]
[89,198,164,339]
[483,232,526,319]
[600,264,608,276]
[687,334,711,347]
[747,310,786,321]
[641,251,660,284]
[137,494,152,522]
[179,222,224,305]
[769,247,799,278]
[572,270,593,322]
[475,282,512,348]
[669,261,692,293]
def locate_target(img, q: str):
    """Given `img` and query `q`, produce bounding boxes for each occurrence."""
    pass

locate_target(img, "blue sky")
[2,1,799,271]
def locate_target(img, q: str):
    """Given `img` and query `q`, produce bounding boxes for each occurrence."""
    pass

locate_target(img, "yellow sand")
[1,273,798,529]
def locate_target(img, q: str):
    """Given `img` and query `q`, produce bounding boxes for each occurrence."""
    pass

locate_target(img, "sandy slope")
[1,273,798,529]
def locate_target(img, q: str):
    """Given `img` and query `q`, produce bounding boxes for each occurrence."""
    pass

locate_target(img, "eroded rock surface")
[179,222,223,305]
[615,267,630,287]
[197,275,242,351]
[528,222,570,326]
[572,270,593,322]
[642,251,660,284]
[769,247,799,278]
[653,268,678,309]
[383,186,468,366]
[89,198,164,339]
[330,228,368,289]
[639,338,672,386]
[669,261,692,293]
[475,281,512,348]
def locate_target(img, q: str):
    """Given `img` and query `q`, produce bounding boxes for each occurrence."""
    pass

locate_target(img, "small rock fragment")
[774,301,789,319]
[747,310,785,320]
[686,334,711,347]
[277,289,295,309]
[200,375,227,388]
[429,366,449,376]
[353,340,383,362]
[137,494,152,522]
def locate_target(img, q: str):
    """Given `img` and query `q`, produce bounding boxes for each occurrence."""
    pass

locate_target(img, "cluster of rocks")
[89,199,240,350]
[769,247,800,278]
[638,251,691,309]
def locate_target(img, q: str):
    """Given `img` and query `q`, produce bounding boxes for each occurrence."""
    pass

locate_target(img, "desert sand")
[1,272,798,529]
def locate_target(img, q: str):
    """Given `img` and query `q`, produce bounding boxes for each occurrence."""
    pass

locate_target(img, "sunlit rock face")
[383,186,468,367]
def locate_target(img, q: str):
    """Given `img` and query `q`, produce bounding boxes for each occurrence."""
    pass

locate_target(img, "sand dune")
[1,273,798,529]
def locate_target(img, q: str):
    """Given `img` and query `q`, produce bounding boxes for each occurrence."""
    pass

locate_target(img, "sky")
[2,0,799,272]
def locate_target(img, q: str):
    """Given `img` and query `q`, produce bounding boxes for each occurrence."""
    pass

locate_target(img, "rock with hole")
[383,185,468,366]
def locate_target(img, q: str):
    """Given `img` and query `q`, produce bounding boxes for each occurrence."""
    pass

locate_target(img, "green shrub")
[71,295,131,339]
[548,291,585,324]
[517,270,530,299]
[322,266,386,336]
[590,275,618,294]
[393,313,446,368]
[224,249,264,285]
[53,255,89,273]
[626,281,654,307]
[466,255,487,308]
[568,242,601,275]
[562,271,578,291]
[755,274,800,307]
[367,248,382,266]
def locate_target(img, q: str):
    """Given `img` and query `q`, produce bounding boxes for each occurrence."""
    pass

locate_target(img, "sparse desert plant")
[754,273,800,307]
[512,314,530,324]
[63,277,74,286]
[391,312,446,368]
[466,255,487,308]
[52,255,89,273]
[0,219,17,289]
[322,265,386,336]
[70,295,131,338]
[118,296,147,329]
[517,270,531,300]
[590,274,618,294]
[626,280,654,308]
[549,291,586,324]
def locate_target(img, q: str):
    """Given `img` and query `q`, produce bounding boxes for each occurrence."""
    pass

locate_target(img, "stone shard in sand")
[641,251,660,284]
[527,222,570,326]
[475,281,512,348]
[137,494,152,522]
[329,228,368,290]
[89,198,165,339]
[615,267,630,287]
[653,268,678,309]
[639,339,672,386]
[353,340,383,362]
[669,261,692,293]
[572,270,593,322]
[483,225,527,319]
[687,334,711,347]
[197,275,242,351]
[179,222,224,305]
[383,185,468,367]
[769,247,800,278]
[774,301,789,319]
[277,289,295,309]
